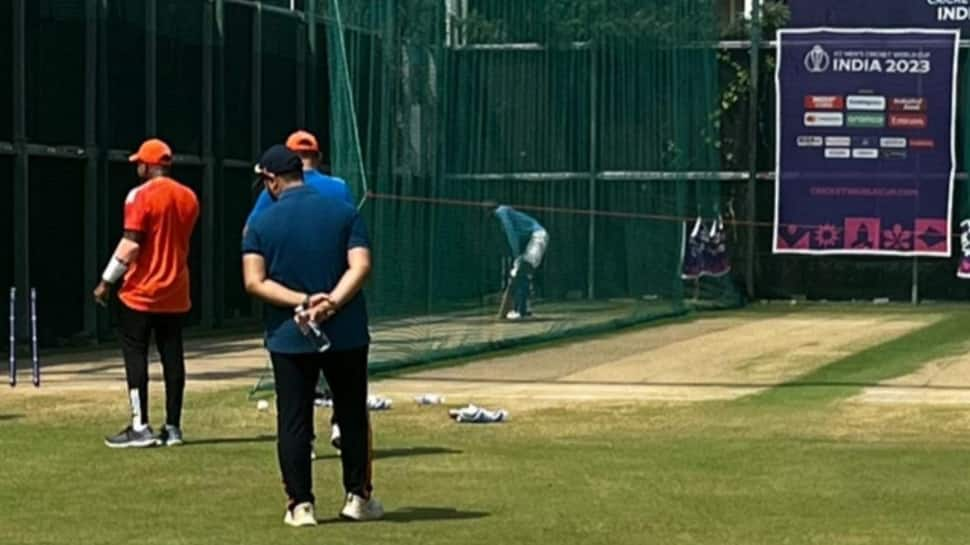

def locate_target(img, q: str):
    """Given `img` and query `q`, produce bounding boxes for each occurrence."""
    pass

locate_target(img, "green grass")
[749,310,970,406]
[3,385,970,545]
[4,306,970,545]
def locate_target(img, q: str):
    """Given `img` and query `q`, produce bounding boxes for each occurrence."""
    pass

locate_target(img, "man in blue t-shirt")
[242,145,382,527]
[494,205,549,320]
[244,130,351,453]
[244,130,355,234]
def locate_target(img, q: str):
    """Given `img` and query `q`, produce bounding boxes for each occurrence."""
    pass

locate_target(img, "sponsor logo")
[909,138,935,149]
[804,95,844,110]
[845,113,885,128]
[852,148,879,159]
[888,114,928,129]
[880,137,907,149]
[805,112,844,127]
[889,97,926,112]
[796,136,824,147]
[825,136,851,147]
[852,136,877,148]
[846,95,886,111]
[824,148,851,159]
[804,45,831,73]
[881,149,908,160]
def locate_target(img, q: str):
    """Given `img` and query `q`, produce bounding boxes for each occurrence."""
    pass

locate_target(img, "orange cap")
[285,130,319,152]
[128,138,173,166]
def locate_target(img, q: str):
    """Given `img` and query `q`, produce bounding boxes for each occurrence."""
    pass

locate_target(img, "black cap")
[253,144,303,187]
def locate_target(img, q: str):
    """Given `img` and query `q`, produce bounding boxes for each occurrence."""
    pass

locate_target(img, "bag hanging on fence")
[704,215,731,278]
[681,217,705,280]
[682,216,731,280]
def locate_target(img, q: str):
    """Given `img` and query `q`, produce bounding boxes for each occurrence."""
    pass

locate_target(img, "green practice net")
[303,0,744,382]
[0,0,743,387]
[15,1,970,382]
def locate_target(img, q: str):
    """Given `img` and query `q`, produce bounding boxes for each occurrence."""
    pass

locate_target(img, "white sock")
[129,389,147,432]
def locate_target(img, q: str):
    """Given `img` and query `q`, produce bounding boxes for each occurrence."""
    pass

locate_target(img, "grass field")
[3,305,970,544]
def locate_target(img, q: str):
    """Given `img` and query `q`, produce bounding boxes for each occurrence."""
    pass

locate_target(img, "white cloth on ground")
[449,404,508,423]
[367,395,393,410]
[415,394,446,405]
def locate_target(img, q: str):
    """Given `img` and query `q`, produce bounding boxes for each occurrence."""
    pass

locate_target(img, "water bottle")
[304,321,331,352]
[295,305,331,352]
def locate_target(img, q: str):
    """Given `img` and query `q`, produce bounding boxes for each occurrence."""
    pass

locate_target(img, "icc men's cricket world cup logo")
[804,45,830,73]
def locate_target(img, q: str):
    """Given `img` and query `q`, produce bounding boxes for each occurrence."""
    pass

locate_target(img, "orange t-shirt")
[119,177,200,313]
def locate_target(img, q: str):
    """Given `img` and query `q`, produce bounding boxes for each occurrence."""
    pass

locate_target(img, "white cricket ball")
[256,400,270,411]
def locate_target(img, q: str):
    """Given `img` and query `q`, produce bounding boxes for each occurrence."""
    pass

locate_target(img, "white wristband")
[101,256,129,284]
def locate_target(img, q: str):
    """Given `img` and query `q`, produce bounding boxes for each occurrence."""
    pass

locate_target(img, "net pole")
[587,42,599,299]
[83,0,98,339]
[249,2,263,320]
[744,0,762,299]
[911,258,919,304]
[295,13,307,128]
[145,0,158,135]
[306,0,317,130]
[251,2,262,159]
[12,0,28,343]
[201,0,217,328]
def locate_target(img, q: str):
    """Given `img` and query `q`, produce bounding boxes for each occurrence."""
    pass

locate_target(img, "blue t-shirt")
[494,206,544,255]
[245,170,354,228]
[242,185,370,354]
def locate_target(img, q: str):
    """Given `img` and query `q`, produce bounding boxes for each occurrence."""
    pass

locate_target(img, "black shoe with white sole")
[158,425,184,447]
[104,426,158,449]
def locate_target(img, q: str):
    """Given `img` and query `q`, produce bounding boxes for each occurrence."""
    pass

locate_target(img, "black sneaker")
[104,426,158,449]
[158,425,184,447]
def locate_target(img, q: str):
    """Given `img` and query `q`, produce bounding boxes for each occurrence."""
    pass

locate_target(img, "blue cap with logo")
[253,144,303,187]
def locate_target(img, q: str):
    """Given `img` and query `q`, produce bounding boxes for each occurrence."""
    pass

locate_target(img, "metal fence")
[2,0,336,346]
[4,0,969,349]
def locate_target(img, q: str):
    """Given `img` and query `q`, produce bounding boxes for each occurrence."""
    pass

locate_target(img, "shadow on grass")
[0,414,24,422]
[182,435,277,446]
[318,506,489,524]
[381,506,490,523]
[314,446,462,462]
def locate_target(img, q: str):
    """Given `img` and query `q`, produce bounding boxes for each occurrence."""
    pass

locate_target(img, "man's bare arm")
[242,253,309,307]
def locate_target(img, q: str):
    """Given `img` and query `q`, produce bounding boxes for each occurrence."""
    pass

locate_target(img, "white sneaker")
[505,310,522,320]
[339,493,384,521]
[284,502,318,527]
[330,423,342,451]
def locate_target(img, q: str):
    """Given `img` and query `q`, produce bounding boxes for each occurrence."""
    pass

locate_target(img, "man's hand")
[93,281,111,307]
[298,293,338,324]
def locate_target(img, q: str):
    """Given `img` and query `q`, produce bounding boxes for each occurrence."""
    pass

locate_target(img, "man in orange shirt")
[93,138,200,449]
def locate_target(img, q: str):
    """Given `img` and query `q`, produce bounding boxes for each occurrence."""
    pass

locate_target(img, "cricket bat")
[497,283,514,319]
